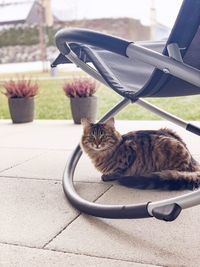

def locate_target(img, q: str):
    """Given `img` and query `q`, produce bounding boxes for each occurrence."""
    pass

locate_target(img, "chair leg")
[136,98,200,136]
[98,98,131,123]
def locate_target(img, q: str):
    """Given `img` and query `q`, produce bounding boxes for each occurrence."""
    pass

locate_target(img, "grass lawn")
[0,72,200,121]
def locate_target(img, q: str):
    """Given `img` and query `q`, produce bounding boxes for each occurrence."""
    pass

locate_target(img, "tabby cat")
[81,117,200,190]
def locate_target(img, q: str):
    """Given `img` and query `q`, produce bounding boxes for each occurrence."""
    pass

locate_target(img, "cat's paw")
[101,174,118,182]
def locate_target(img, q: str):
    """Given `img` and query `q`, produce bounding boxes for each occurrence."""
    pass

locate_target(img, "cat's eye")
[99,130,104,136]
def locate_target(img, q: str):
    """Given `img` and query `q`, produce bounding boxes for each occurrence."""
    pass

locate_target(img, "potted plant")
[2,78,39,123]
[63,77,98,124]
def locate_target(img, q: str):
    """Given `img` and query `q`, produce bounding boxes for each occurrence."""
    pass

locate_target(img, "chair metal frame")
[54,26,200,221]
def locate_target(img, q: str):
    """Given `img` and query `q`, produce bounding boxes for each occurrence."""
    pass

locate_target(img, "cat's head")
[81,118,121,151]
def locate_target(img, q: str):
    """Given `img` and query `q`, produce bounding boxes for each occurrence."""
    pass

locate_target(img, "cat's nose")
[95,143,101,149]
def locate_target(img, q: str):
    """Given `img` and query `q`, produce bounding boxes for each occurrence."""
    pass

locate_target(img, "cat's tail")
[118,170,200,190]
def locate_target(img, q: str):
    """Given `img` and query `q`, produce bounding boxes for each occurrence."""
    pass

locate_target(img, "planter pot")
[8,97,35,123]
[70,96,97,124]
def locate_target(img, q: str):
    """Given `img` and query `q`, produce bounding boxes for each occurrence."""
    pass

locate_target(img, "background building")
[0,0,170,65]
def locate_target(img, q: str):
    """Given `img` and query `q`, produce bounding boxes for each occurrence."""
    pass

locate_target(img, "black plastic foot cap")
[152,203,182,222]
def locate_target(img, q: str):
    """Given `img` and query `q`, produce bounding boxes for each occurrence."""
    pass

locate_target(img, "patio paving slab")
[47,185,200,267]
[0,244,156,267]
[1,150,71,180]
[0,150,103,183]
[0,148,45,173]
[74,154,102,182]
[0,120,81,150]
[0,120,200,267]
[0,177,109,247]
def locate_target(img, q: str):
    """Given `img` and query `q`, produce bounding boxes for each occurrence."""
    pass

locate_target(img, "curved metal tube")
[55,28,131,56]
[63,144,151,219]
[63,143,200,219]
[62,98,200,220]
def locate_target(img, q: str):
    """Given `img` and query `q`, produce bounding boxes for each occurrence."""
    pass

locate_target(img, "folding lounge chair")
[52,0,200,222]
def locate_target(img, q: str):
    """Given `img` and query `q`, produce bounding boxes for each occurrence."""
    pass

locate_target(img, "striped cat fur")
[81,118,200,190]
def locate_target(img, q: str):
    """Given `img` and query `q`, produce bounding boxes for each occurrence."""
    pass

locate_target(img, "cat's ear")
[105,117,115,127]
[81,118,91,128]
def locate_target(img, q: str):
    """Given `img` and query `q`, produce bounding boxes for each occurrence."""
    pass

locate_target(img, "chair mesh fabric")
[52,0,200,99]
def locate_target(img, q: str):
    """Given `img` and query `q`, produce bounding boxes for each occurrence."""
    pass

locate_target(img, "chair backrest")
[137,0,200,98]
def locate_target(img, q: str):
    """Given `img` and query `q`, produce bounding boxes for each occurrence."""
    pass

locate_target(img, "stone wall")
[61,17,150,41]
[0,18,150,64]
[0,45,57,64]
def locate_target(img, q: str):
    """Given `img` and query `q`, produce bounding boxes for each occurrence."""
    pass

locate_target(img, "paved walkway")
[0,119,200,267]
